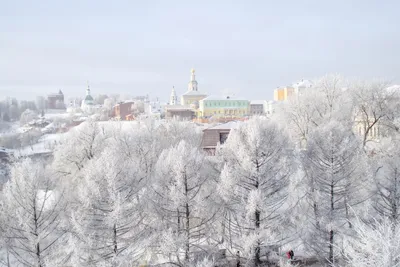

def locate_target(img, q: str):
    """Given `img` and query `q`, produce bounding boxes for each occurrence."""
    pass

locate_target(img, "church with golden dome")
[165,69,208,120]
[180,69,207,108]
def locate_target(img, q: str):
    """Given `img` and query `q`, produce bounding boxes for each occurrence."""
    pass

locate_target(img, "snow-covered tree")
[112,121,162,176]
[277,75,351,147]
[301,120,367,266]
[95,94,109,105]
[20,109,38,125]
[344,215,400,267]
[152,140,216,266]
[156,119,203,149]
[371,138,400,227]
[0,159,69,267]
[19,129,42,150]
[70,148,148,267]
[53,119,107,175]
[216,117,294,266]
[350,81,400,146]
[132,101,145,116]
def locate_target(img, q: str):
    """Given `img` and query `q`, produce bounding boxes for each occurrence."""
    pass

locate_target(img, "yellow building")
[198,95,250,118]
[180,69,207,106]
[274,86,295,101]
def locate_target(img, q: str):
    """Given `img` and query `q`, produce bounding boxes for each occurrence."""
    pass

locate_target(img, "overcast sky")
[1,0,399,102]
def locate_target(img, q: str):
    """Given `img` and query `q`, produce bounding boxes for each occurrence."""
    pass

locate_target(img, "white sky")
[1,0,399,102]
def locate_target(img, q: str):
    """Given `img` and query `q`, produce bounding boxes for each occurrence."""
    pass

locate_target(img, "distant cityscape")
[0,68,315,124]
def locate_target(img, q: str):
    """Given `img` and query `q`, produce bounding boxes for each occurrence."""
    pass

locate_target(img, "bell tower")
[170,86,177,105]
[188,68,198,91]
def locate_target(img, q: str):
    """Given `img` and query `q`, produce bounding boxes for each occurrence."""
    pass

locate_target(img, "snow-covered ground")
[0,121,20,134]
[13,133,64,157]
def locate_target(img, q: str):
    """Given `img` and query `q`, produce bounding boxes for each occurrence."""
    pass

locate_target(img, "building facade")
[274,79,313,102]
[201,121,240,155]
[198,96,249,118]
[180,69,207,106]
[113,101,134,120]
[250,100,265,115]
[165,105,194,120]
[293,79,313,94]
[81,83,101,114]
[264,100,276,116]
[274,86,294,101]
[47,90,65,109]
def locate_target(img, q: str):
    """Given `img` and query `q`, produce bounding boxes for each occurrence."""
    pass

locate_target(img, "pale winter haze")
[2,1,400,266]
[1,0,400,100]
[1,75,400,266]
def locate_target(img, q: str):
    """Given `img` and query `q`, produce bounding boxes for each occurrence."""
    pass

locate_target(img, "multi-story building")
[293,79,313,94]
[47,90,65,109]
[113,101,134,120]
[250,100,265,115]
[198,96,249,118]
[274,86,294,101]
[201,121,241,155]
[165,105,194,120]
[274,79,313,102]
[264,100,276,116]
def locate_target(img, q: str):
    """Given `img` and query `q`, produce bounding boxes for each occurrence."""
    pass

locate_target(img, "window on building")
[220,132,229,144]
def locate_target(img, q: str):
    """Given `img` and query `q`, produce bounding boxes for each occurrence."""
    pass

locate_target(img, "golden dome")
[191,68,195,73]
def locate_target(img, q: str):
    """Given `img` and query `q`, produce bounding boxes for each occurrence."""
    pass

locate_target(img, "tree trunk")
[393,169,399,267]
[255,210,261,266]
[184,174,190,262]
[329,230,334,265]
[113,223,118,254]
[345,198,352,228]
[185,202,190,262]
[254,162,261,266]
[7,246,10,267]
[329,181,334,266]
[33,196,42,267]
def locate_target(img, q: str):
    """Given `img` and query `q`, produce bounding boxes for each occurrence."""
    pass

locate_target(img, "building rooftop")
[386,85,400,94]
[275,86,294,90]
[202,95,248,101]
[165,104,193,111]
[182,90,208,96]
[84,95,94,101]
[293,79,313,88]
[250,100,265,105]
[207,121,242,130]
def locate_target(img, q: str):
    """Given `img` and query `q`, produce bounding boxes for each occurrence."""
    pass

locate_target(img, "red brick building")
[165,105,195,120]
[112,101,134,120]
[47,90,65,109]
[201,121,240,155]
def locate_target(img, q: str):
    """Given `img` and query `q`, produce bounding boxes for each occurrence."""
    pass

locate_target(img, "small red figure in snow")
[287,249,294,260]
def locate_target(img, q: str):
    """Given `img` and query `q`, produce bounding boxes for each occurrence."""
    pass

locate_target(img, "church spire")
[86,81,91,96]
[170,86,177,105]
[188,68,198,91]
[191,68,196,81]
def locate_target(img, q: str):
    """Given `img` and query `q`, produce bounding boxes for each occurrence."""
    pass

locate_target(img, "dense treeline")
[1,75,400,267]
